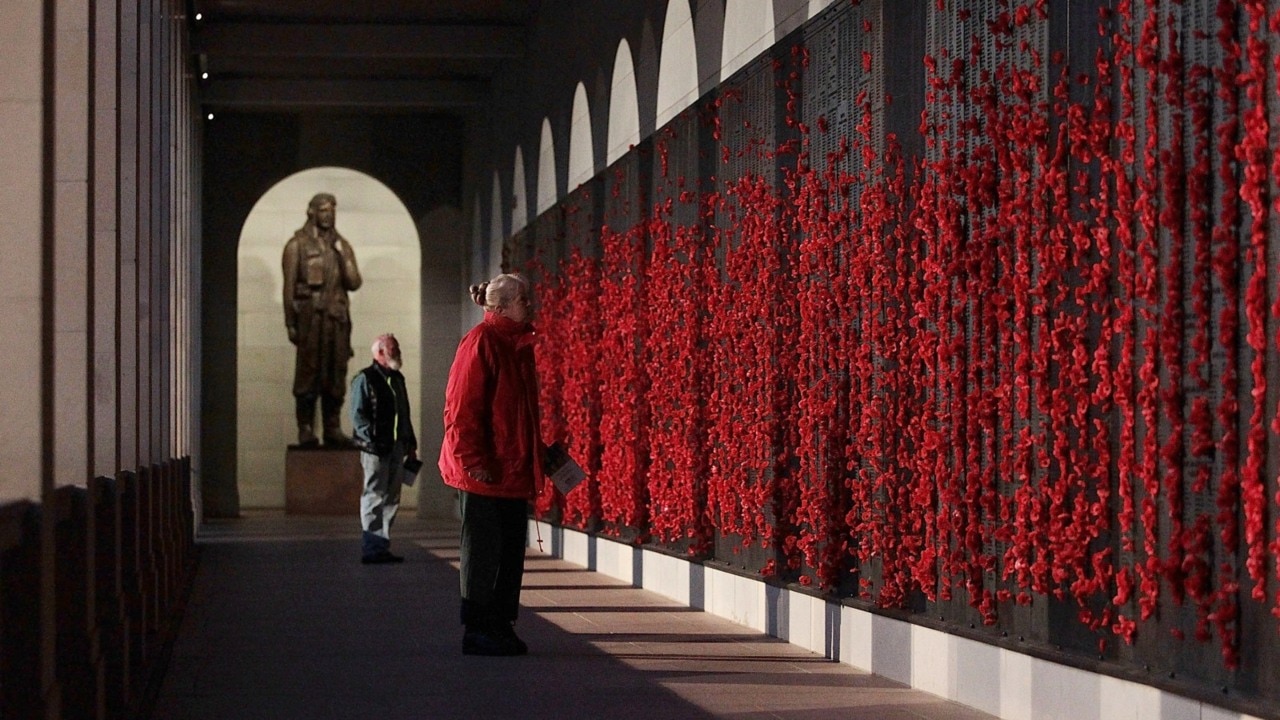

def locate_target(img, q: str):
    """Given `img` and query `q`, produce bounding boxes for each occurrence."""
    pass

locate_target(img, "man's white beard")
[387,357,402,371]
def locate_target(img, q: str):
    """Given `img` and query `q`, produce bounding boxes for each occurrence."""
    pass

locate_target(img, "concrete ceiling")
[192,0,541,113]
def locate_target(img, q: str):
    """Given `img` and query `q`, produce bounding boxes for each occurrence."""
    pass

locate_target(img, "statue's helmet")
[307,193,337,219]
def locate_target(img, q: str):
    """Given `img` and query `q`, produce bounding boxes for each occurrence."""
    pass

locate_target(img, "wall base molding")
[530,520,1267,720]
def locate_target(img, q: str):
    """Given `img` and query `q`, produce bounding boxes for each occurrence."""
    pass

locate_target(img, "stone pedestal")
[285,447,363,515]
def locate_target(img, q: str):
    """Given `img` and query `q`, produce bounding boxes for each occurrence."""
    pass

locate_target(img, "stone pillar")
[135,0,153,468]
[118,0,139,474]
[0,0,46,507]
[93,0,120,481]
[419,205,466,519]
[53,0,91,489]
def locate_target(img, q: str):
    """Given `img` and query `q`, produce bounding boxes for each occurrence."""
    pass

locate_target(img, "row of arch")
[482,0,842,263]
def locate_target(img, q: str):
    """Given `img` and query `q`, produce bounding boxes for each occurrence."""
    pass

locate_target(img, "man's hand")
[467,467,495,484]
[287,325,298,345]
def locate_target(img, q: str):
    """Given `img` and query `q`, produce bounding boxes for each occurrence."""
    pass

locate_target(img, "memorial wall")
[503,1,1280,712]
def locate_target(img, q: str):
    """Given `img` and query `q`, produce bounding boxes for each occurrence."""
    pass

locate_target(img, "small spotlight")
[206,112,214,120]
[201,72,208,80]
[195,12,202,20]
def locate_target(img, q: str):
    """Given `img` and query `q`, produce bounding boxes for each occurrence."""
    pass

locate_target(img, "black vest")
[356,364,406,456]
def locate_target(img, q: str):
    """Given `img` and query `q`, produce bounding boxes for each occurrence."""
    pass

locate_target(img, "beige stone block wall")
[0,0,44,502]
[237,167,421,510]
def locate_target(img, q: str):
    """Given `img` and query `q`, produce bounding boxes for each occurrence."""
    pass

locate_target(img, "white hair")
[371,333,397,356]
[471,273,530,311]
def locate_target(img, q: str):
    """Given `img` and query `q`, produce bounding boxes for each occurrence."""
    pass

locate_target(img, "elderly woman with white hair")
[439,272,545,656]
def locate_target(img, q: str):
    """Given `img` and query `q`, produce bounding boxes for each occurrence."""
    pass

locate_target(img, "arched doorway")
[236,167,422,511]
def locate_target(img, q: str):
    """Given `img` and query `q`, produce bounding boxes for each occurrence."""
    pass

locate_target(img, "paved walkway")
[152,514,997,720]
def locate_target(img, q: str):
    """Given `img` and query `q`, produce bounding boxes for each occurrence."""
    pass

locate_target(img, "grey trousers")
[360,443,405,555]
[458,491,528,625]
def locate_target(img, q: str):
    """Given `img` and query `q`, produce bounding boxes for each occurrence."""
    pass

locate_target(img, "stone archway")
[236,167,422,511]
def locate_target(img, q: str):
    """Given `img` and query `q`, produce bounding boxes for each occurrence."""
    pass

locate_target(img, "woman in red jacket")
[439,272,544,656]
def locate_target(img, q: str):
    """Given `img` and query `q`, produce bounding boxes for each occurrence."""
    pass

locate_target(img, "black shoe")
[494,622,528,655]
[361,551,404,564]
[463,629,521,656]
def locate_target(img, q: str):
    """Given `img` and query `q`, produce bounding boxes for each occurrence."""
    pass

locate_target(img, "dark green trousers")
[458,491,528,626]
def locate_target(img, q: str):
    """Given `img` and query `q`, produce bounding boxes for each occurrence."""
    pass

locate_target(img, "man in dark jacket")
[350,333,417,564]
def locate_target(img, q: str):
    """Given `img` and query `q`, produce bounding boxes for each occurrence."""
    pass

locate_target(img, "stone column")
[0,0,46,507]
[93,0,120,480]
[118,0,140,473]
[53,0,91,490]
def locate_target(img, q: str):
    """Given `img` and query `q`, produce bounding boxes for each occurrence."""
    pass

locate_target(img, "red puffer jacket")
[439,313,544,499]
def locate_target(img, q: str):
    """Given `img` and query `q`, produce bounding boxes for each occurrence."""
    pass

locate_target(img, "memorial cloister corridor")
[153,513,995,720]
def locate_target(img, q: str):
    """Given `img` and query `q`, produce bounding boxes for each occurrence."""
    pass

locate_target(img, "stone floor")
[151,514,997,720]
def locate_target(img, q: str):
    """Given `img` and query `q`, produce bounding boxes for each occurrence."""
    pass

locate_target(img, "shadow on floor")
[151,515,994,720]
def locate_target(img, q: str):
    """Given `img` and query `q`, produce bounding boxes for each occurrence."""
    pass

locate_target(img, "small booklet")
[401,457,424,487]
[544,442,586,495]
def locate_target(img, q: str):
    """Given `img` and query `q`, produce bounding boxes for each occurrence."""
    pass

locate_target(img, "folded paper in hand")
[401,457,423,488]
[544,442,585,495]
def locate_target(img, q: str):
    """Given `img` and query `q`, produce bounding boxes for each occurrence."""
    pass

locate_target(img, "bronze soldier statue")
[282,193,362,447]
